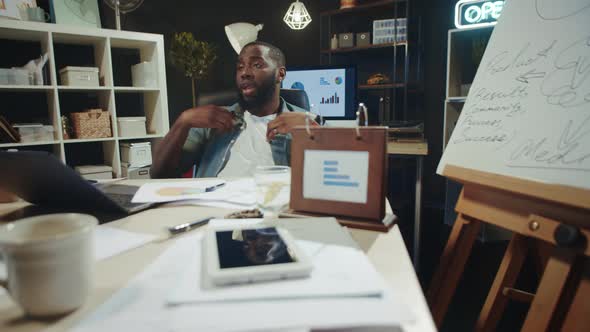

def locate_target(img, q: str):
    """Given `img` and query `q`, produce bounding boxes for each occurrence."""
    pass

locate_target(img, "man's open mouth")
[239,83,256,96]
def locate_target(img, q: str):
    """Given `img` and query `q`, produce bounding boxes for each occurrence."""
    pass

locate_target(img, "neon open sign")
[455,0,505,29]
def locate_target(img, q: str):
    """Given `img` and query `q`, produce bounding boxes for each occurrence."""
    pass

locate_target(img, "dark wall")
[420,0,456,207]
[100,0,455,208]
[100,0,320,124]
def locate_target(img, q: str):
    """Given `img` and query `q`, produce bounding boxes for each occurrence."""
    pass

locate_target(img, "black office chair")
[198,88,310,111]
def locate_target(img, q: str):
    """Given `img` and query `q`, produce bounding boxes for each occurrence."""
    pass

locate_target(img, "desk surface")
[0,180,436,332]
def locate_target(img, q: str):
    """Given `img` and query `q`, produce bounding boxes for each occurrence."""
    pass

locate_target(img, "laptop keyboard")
[105,193,144,209]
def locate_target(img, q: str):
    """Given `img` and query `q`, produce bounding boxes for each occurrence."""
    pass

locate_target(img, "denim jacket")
[178,98,306,178]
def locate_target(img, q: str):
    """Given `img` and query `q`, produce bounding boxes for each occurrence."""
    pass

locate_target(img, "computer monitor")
[283,65,356,120]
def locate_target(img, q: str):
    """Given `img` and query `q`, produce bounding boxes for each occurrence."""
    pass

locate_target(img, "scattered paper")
[165,178,257,208]
[94,226,157,261]
[131,179,226,203]
[71,234,413,332]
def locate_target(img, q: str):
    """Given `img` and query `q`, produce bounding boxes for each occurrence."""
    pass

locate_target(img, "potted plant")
[169,32,217,107]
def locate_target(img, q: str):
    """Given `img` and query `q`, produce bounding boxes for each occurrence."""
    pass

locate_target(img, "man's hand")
[179,104,235,132]
[266,112,319,141]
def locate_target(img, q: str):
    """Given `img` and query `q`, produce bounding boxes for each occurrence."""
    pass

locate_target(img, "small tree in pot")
[169,32,217,107]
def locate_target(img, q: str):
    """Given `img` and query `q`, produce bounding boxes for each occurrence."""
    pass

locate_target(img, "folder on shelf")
[289,125,389,230]
[0,116,20,143]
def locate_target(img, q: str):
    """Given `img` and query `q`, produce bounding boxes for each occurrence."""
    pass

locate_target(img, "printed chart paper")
[303,150,369,203]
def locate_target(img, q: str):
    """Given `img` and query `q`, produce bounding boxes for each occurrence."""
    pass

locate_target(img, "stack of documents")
[71,218,414,331]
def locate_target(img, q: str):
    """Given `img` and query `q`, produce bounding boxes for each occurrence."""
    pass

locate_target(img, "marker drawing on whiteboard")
[515,69,546,83]
[485,40,557,75]
[507,115,590,171]
[535,0,590,21]
[540,36,590,108]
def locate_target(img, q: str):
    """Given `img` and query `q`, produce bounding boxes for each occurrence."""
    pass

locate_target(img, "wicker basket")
[70,109,112,139]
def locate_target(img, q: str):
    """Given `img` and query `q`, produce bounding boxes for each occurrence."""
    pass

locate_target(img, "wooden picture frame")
[289,126,388,227]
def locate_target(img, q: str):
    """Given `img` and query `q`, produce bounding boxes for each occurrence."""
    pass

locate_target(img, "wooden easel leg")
[561,258,590,332]
[475,234,529,332]
[521,247,576,332]
[427,213,481,327]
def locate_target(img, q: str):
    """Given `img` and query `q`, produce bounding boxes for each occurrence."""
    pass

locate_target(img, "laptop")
[0,151,154,219]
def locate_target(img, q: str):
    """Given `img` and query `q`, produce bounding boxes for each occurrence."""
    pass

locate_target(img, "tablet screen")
[216,227,296,269]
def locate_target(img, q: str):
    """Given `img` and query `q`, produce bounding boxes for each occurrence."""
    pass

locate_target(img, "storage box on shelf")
[121,162,151,179]
[59,66,100,87]
[373,18,407,44]
[75,165,113,180]
[0,68,32,85]
[70,109,112,139]
[120,142,151,166]
[13,123,55,142]
[118,116,146,137]
[120,141,152,179]
[0,20,169,178]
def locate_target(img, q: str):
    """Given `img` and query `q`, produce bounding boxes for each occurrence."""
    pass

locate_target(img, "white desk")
[0,180,436,332]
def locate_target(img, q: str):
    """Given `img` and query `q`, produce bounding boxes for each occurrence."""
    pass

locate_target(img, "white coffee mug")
[0,213,97,317]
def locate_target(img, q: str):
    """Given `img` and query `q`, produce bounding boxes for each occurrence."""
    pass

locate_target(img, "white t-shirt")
[217,111,276,178]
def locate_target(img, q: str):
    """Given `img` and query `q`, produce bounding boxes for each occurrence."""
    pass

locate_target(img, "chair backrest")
[198,89,310,110]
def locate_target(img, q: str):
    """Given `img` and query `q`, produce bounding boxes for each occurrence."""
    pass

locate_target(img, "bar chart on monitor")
[283,67,350,118]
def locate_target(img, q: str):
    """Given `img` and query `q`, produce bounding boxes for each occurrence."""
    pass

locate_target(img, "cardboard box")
[356,32,371,47]
[75,165,113,180]
[338,33,354,48]
[122,162,151,179]
[59,66,99,87]
[120,142,152,166]
[117,117,147,137]
[14,124,54,142]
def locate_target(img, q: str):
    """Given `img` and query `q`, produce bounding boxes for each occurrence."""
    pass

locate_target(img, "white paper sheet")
[94,226,157,261]
[164,178,258,208]
[131,179,226,203]
[303,150,369,203]
[71,234,413,332]
[0,227,155,294]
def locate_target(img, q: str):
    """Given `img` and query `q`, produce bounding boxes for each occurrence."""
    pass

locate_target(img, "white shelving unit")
[442,25,509,241]
[0,20,169,177]
[442,26,493,149]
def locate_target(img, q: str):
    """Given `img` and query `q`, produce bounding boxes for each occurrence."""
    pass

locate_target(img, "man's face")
[236,45,285,111]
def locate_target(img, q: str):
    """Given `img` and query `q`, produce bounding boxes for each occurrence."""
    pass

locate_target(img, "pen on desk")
[168,216,213,235]
[205,182,225,192]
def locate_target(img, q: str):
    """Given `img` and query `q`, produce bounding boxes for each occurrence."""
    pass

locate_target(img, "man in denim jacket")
[151,41,318,178]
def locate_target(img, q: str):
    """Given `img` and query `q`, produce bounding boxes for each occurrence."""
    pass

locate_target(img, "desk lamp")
[224,22,264,54]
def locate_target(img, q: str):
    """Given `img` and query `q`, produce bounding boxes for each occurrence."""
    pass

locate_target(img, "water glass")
[254,166,291,220]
